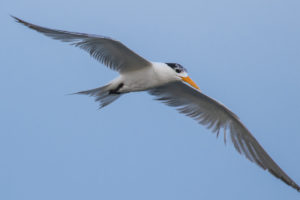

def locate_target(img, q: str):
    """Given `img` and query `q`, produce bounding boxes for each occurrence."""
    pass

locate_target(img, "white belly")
[120,67,157,92]
[108,62,178,93]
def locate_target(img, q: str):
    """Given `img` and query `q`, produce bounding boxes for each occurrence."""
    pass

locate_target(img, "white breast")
[116,62,177,93]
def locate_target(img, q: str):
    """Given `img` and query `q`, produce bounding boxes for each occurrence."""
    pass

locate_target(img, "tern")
[13,16,299,192]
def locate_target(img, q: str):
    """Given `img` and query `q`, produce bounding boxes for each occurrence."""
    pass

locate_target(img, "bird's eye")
[175,69,182,73]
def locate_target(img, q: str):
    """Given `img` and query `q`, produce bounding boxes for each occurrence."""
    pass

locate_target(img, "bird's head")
[166,63,200,90]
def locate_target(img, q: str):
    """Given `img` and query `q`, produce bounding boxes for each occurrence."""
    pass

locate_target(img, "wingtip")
[11,15,28,26]
[10,15,20,22]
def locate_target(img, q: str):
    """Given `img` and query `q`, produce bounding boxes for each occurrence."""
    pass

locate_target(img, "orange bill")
[181,76,200,90]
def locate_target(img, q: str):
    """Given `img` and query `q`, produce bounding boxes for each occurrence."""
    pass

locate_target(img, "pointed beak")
[181,76,200,90]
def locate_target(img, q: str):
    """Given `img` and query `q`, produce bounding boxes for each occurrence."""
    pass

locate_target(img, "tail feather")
[75,85,121,108]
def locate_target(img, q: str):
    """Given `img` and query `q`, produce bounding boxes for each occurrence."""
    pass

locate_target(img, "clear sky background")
[1,0,300,199]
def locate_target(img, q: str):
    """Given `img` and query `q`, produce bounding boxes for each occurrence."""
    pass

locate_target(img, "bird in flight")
[13,16,300,192]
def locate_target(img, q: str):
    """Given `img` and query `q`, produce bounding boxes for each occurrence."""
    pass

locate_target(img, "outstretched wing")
[13,16,151,73]
[149,81,300,192]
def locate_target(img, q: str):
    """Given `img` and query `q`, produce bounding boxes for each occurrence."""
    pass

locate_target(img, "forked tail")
[75,85,121,108]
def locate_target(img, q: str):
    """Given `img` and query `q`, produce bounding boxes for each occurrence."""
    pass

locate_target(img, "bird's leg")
[108,83,124,94]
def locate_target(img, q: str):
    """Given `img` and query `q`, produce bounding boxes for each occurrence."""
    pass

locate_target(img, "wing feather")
[149,81,300,191]
[12,16,151,73]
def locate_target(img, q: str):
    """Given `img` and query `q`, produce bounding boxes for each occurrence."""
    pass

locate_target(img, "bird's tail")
[75,85,121,109]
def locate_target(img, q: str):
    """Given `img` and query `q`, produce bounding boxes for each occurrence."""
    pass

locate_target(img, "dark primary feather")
[149,81,300,192]
[12,16,151,73]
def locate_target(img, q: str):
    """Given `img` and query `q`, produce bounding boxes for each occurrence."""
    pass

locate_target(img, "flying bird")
[13,16,300,192]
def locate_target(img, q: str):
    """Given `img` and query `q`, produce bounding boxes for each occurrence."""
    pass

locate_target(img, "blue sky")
[1,0,300,199]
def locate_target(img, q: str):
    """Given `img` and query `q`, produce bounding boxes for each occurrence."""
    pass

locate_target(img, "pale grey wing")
[12,16,151,73]
[149,81,300,192]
